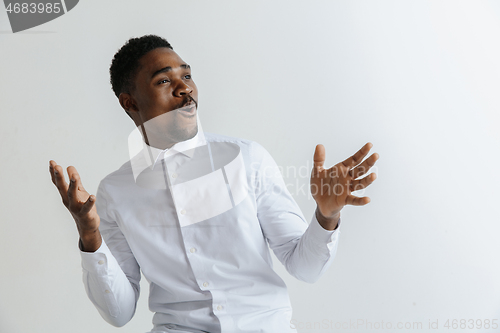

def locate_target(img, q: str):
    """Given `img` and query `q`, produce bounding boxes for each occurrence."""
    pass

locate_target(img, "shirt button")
[171,172,178,179]
[203,282,209,288]
[98,260,104,265]
[190,248,197,253]
[217,305,223,311]
[105,290,111,294]
[180,209,186,215]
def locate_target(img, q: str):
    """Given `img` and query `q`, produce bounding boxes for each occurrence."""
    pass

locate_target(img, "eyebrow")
[151,64,191,79]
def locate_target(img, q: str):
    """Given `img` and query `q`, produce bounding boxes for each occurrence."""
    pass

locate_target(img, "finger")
[342,142,373,168]
[66,166,83,207]
[53,164,69,197]
[350,173,377,191]
[79,195,96,216]
[313,144,326,173]
[350,153,379,179]
[67,176,78,206]
[67,166,86,192]
[345,195,370,206]
[49,160,57,184]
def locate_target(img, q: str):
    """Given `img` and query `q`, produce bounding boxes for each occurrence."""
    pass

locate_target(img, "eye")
[158,79,170,85]
[184,74,191,80]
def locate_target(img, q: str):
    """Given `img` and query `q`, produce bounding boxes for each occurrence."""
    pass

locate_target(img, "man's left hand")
[310,142,379,230]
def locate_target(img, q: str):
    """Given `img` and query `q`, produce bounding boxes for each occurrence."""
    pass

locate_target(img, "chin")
[170,123,198,142]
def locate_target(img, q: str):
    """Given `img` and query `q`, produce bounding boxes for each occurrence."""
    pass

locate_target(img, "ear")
[119,92,141,125]
[119,92,139,113]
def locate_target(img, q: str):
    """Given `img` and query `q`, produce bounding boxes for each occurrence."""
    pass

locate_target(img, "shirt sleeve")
[252,141,341,283]
[79,182,141,327]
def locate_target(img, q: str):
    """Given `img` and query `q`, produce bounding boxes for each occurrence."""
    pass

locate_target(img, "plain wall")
[1,1,499,332]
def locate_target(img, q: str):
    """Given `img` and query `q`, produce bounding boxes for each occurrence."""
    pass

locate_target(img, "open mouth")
[177,102,196,117]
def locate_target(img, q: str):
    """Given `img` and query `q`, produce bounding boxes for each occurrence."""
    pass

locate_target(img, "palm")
[311,162,350,215]
[68,185,98,224]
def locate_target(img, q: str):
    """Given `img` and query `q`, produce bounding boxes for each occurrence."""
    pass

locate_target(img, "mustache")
[175,95,197,110]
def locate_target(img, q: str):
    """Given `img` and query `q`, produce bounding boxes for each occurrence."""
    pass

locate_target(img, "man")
[49,35,378,333]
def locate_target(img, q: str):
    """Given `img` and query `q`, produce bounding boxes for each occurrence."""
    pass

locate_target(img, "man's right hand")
[49,160,102,252]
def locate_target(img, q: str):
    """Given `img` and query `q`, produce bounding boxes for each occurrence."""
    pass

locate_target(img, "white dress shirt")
[80,124,341,333]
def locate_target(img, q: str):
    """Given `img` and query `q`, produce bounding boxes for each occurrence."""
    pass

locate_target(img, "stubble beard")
[167,116,198,143]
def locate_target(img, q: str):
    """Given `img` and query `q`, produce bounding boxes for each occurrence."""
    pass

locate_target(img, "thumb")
[313,144,325,172]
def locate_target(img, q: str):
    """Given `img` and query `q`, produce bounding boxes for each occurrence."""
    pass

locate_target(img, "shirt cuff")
[80,236,114,274]
[308,211,341,244]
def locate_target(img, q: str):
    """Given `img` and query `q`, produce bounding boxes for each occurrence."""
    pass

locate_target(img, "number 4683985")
[6,3,61,14]
[444,319,498,330]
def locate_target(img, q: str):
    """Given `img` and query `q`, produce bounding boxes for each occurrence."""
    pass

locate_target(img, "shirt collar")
[143,127,206,170]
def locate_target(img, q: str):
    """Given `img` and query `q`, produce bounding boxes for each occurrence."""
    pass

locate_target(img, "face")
[119,47,199,149]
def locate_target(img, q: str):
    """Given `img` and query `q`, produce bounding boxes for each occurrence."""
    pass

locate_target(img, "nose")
[173,80,193,98]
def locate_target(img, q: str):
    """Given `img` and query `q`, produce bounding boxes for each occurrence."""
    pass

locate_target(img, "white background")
[1,1,500,332]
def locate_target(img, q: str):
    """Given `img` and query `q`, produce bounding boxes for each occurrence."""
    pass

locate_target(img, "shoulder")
[204,132,254,147]
[96,159,135,195]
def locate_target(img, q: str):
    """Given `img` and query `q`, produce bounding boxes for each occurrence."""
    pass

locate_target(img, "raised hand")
[49,160,102,252]
[310,143,379,230]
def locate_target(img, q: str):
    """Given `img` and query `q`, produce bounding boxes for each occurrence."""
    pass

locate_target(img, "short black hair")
[109,35,173,99]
